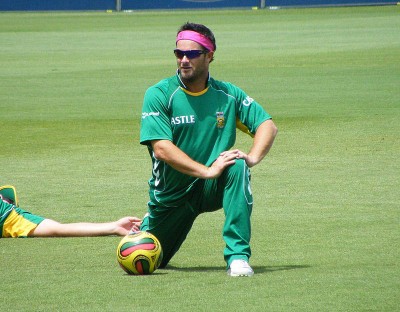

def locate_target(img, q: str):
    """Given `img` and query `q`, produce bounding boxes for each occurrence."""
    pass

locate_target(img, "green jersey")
[140,72,271,207]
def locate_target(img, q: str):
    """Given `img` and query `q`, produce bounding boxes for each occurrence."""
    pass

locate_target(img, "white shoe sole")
[227,270,254,277]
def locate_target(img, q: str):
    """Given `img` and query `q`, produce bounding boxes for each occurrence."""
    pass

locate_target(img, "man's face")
[175,39,212,84]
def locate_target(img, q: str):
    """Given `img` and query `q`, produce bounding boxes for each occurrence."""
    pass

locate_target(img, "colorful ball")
[116,231,163,275]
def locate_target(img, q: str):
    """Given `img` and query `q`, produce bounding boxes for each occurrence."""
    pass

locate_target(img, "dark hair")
[177,22,217,52]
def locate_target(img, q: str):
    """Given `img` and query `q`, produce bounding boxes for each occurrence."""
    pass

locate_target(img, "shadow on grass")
[164,264,311,274]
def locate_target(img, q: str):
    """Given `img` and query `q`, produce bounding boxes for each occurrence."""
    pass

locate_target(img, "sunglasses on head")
[173,49,208,59]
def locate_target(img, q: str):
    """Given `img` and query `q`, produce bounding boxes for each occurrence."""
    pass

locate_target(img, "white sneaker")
[227,259,254,277]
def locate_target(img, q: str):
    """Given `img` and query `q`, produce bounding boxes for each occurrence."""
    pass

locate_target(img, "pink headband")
[176,30,214,52]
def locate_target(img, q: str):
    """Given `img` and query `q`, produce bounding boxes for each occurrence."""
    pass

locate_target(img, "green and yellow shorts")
[0,200,45,238]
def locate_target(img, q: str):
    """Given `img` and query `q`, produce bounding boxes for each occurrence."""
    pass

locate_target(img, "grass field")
[0,5,399,311]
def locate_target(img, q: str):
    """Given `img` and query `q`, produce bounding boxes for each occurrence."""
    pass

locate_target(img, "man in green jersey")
[0,185,141,238]
[139,22,278,276]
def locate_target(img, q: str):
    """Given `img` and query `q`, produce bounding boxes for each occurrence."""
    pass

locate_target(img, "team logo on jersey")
[216,112,225,128]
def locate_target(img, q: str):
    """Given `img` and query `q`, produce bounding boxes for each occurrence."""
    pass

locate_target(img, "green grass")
[1,6,399,311]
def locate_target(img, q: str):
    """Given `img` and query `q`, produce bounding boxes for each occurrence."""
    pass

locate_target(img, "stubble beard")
[180,67,207,86]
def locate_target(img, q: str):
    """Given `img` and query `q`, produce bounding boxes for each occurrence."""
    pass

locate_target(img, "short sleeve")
[140,86,173,145]
[233,85,272,135]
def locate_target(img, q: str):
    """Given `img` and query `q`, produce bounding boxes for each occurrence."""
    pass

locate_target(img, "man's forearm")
[151,140,210,178]
[247,119,278,167]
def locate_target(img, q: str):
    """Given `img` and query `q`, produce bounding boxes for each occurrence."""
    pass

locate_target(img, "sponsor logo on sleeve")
[142,111,160,119]
[242,96,254,107]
